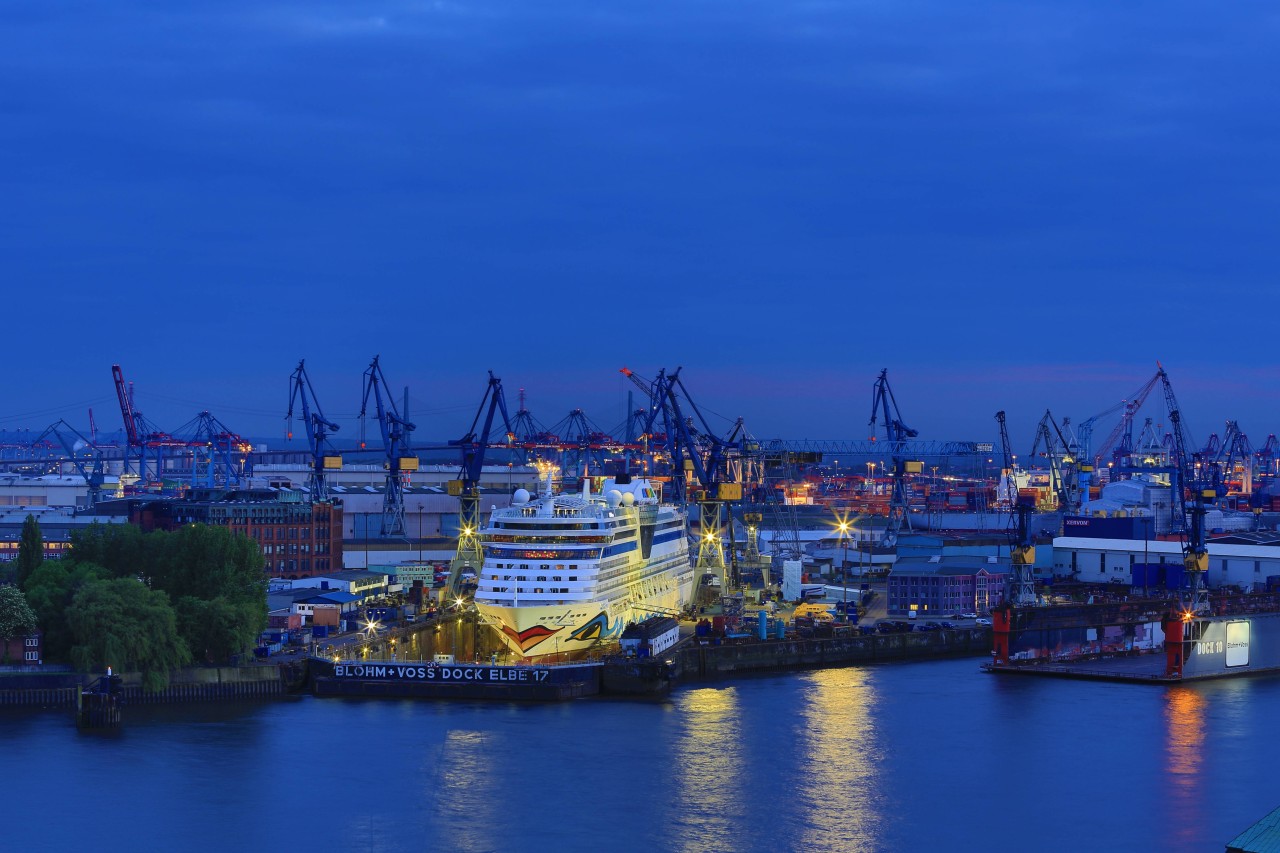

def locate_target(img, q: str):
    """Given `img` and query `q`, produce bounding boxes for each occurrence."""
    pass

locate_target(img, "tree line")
[1,516,267,691]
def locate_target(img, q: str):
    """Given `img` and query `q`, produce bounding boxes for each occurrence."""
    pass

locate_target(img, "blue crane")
[996,411,1037,605]
[174,410,252,488]
[1160,368,1211,616]
[358,356,417,537]
[641,367,747,589]
[34,420,104,509]
[447,370,514,592]
[868,369,919,549]
[286,360,342,502]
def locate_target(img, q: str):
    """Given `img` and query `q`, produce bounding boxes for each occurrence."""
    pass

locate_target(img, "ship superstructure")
[474,473,694,659]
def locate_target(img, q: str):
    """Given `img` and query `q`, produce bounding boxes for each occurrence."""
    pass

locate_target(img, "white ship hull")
[475,581,691,658]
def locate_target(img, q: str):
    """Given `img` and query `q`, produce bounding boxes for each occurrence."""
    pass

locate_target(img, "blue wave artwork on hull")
[569,612,618,642]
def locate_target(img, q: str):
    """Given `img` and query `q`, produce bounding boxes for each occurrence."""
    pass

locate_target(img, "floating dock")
[987,600,1280,684]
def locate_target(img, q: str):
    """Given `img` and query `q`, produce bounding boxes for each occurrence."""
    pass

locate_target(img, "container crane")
[34,420,104,509]
[358,356,417,537]
[1160,368,1211,616]
[174,411,252,488]
[446,370,515,593]
[868,369,921,549]
[111,364,189,486]
[286,360,342,502]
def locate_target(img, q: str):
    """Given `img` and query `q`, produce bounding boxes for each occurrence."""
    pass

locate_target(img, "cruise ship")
[473,473,695,659]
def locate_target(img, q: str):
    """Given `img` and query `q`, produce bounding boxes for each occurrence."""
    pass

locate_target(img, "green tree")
[68,578,190,692]
[15,514,44,590]
[66,522,267,668]
[67,523,152,581]
[23,561,109,662]
[0,585,38,663]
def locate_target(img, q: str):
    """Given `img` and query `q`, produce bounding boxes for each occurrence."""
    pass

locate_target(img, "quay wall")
[0,665,286,709]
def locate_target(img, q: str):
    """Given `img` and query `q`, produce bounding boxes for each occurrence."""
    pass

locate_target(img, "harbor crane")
[111,363,189,485]
[868,369,920,549]
[641,367,747,590]
[358,356,417,537]
[286,360,342,502]
[446,370,515,594]
[1160,368,1211,615]
[34,420,105,509]
[996,411,1036,606]
[1029,409,1076,512]
[174,410,253,488]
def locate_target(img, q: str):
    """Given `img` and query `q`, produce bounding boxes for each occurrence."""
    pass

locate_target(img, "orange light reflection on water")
[1164,686,1206,848]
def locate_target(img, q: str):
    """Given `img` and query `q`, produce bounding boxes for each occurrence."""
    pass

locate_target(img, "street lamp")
[837,519,851,621]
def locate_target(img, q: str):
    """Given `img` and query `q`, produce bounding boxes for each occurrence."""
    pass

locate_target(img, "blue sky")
[2,0,1277,450]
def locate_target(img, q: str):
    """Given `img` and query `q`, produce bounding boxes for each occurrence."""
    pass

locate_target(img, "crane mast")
[996,411,1036,606]
[358,356,417,537]
[287,360,341,502]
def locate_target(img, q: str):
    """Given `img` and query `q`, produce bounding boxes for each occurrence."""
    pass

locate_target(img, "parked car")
[959,612,978,620]
[975,617,992,627]
[939,621,954,630]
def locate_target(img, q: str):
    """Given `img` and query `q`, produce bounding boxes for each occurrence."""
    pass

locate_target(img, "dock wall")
[674,627,991,682]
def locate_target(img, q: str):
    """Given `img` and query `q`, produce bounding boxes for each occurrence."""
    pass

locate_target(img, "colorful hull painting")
[478,591,670,655]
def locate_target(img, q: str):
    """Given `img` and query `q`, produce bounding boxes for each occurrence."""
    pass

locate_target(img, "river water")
[4,657,1275,852]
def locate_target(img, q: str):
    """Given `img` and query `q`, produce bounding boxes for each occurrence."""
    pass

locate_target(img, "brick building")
[888,555,1010,617]
[2,631,42,665]
[130,488,343,579]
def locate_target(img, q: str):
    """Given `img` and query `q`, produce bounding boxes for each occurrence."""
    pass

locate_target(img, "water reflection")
[1163,686,1206,849]
[425,728,500,852]
[673,686,745,852]
[796,668,882,851]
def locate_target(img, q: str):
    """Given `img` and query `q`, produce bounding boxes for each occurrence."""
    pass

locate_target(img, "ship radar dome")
[621,492,636,506]
[606,490,623,507]
[513,488,531,504]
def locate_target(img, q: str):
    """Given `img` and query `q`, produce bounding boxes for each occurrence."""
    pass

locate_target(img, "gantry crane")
[34,420,105,509]
[358,356,417,537]
[174,410,253,488]
[447,370,514,594]
[287,360,342,502]
[868,369,920,549]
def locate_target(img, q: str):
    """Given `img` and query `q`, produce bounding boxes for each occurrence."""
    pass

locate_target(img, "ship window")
[552,576,561,581]
[536,576,546,581]
[569,576,577,581]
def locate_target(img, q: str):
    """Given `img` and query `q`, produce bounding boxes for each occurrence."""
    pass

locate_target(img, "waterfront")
[4,657,1277,852]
